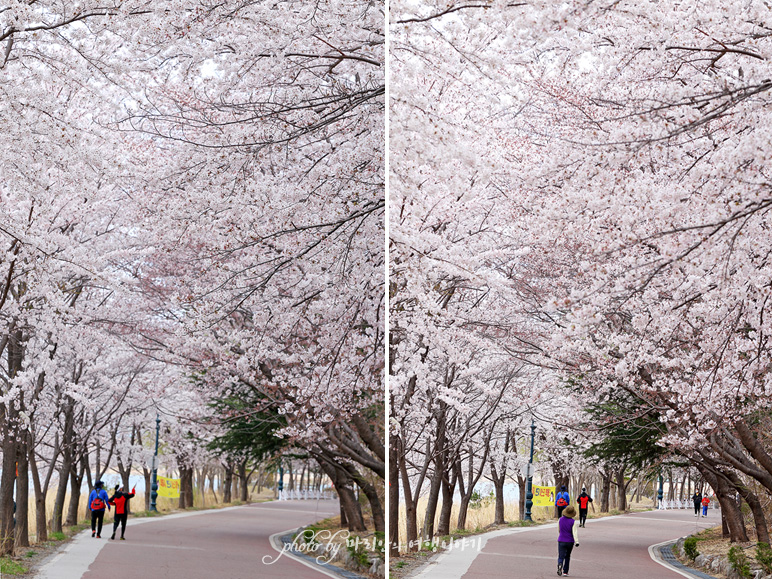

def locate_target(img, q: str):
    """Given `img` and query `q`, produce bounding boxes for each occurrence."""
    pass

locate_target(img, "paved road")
[414,509,718,579]
[38,500,340,579]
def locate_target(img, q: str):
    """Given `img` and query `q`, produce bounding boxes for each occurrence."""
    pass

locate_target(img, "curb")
[267,528,370,579]
[648,539,720,579]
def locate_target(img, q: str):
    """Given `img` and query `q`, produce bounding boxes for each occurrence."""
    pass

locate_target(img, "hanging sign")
[157,475,181,498]
[532,485,556,507]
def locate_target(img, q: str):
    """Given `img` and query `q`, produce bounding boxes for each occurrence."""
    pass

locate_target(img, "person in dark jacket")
[576,488,593,527]
[692,491,702,517]
[88,480,111,538]
[109,484,136,540]
[556,485,570,518]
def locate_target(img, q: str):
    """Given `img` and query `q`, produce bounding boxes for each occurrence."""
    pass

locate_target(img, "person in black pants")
[109,485,136,540]
[692,491,702,517]
[555,486,570,518]
[88,480,111,538]
[576,488,593,528]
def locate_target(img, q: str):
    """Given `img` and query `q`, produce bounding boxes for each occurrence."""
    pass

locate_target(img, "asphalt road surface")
[414,508,718,579]
[38,500,340,579]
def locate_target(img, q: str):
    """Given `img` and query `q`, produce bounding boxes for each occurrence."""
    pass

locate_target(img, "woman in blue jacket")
[88,480,111,538]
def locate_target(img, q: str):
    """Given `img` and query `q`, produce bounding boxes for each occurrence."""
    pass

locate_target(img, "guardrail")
[657,499,718,510]
[278,489,336,501]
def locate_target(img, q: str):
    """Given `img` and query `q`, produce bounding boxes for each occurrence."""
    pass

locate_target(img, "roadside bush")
[728,545,752,579]
[683,537,699,560]
[756,542,772,574]
[346,541,370,568]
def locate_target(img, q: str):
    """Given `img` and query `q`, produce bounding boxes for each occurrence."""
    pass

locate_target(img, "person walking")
[88,480,111,538]
[557,505,579,576]
[701,495,710,517]
[556,485,570,518]
[692,491,702,517]
[109,484,137,540]
[576,488,593,527]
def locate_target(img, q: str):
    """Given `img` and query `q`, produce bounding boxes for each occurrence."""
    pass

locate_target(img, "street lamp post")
[524,418,536,522]
[150,414,160,512]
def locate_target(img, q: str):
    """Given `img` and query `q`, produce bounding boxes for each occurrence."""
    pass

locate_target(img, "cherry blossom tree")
[1,0,384,552]
[391,0,772,552]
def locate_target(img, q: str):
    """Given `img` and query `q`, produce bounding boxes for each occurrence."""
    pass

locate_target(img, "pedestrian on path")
[577,488,593,527]
[701,495,710,517]
[556,485,570,518]
[109,484,136,540]
[557,505,579,576]
[692,491,702,517]
[88,480,111,538]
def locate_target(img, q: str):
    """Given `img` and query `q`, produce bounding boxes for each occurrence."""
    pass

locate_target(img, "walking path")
[37,500,340,579]
[412,509,718,578]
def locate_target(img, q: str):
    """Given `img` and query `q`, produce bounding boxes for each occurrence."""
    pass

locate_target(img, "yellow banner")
[532,485,556,507]
[157,475,181,498]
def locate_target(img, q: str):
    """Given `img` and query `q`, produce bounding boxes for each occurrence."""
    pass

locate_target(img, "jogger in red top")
[576,488,593,528]
[109,485,136,540]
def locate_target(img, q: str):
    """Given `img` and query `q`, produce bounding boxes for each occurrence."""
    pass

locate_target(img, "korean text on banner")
[157,475,181,498]
[532,485,556,507]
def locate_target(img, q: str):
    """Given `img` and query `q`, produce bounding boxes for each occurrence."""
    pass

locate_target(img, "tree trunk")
[350,467,385,534]
[29,444,48,543]
[143,467,151,511]
[209,471,219,503]
[726,471,769,544]
[490,463,506,525]
[179,466,194,509]
[422,464,442,540]
[517,475,526,520]
[699,465,748,542]
[237,460,250,503]
[437,467,457,535]
[223,463,233,504]
[389,436,400,558]
[399,445,420,551]
[600,471,611,513]
[14,435,29,548]
[65,461,85,526]
[616,467,627,512]
[1,329,22,554]
[317,458,366,532]
[51,397,74,534]
[0,434,18,555]
[338,481,366,531]
[456,494,472,531]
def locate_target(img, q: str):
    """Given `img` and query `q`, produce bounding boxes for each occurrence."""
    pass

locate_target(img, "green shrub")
[683,537,699,560]
[728,545,752,579]
[346,541,370,568]
[301,528,319,547]
[374,531,385,555]
[757,542,772,574]
[50,531,66,541]
[0,558,27,575]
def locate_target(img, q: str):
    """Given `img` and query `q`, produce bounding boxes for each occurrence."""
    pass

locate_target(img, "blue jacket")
[556,491,570,507]
[88,488,111,512]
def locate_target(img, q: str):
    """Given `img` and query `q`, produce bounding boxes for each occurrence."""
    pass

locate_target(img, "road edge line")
[268,528,358,579]
[648,538,716,578]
